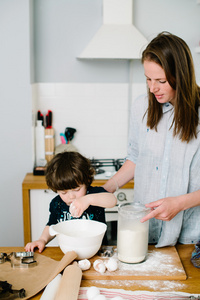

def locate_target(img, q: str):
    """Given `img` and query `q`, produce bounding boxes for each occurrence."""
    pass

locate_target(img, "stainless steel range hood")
[78,0,148,60]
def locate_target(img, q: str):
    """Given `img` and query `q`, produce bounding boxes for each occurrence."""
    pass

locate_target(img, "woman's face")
[143,60,176,105]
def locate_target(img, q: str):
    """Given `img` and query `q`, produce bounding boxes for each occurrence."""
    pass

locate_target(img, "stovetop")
[90,158,124,180]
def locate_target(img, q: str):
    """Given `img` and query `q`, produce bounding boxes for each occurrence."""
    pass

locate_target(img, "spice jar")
[117,202,150,263]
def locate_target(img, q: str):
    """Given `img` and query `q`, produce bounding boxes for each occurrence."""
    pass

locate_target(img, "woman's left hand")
[140,196,183,222]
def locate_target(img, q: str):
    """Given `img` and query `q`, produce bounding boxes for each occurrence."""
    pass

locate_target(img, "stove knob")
[117,192,127,202]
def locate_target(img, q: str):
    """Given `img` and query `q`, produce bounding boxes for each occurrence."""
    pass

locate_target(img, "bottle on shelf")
[35,120,46,167]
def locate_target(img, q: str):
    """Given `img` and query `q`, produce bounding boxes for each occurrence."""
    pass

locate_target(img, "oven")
[90,158,134,245]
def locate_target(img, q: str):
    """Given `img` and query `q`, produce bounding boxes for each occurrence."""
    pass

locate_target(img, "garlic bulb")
[78,259,91,271]
[104,257,118,272]
[86,286,100,300]
[93,259,106,274]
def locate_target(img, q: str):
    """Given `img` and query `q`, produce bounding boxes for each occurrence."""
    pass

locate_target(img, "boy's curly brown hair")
[45,151,95,192]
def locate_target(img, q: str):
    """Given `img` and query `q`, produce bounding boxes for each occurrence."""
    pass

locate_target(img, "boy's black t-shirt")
[46,186,107,226]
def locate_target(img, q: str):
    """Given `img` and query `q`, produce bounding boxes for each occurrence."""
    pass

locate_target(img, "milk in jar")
[117,202,150,263]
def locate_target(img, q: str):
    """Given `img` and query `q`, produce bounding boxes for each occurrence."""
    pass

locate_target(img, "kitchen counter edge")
[22,173,134,189]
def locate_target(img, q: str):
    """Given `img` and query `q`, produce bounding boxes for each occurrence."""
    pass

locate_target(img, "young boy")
[25,151,117,253]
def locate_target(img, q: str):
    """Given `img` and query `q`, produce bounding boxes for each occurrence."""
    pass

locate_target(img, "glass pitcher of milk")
[117,202,150,263]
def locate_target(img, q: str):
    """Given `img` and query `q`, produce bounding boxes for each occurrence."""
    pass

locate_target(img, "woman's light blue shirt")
[127,94,200,247]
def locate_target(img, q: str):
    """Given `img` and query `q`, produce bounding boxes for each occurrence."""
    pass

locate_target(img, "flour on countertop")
[111,249,184,276]
[86,248,187,292]
[91,279,186,292]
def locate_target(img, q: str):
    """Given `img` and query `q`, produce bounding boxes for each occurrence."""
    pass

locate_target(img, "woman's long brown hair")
[142,32,200,142]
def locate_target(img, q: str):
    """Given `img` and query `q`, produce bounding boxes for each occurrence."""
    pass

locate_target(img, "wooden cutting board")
[82,246,187,281]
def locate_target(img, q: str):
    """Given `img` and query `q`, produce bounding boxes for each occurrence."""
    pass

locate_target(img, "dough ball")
[78,259,91,270]
[93,259,106,274]
[86,286,100,300]
[93,295,107,300]
[104,257,118,272]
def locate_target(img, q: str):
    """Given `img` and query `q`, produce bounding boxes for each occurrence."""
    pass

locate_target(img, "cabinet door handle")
[44,189,55,194]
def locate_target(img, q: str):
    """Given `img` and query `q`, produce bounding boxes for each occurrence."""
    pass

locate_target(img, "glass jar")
[117,202,150,263]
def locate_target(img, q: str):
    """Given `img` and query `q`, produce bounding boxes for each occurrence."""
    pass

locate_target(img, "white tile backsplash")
[32,83,146,159]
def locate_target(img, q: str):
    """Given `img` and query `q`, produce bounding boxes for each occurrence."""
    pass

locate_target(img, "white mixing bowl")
[49,219,107,259]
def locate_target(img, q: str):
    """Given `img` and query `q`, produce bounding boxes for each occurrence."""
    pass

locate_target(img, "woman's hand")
[140,196,184,223]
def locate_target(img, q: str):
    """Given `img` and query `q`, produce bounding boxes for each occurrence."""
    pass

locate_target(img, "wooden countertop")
[22,173,134,189]
[1,244,200,299]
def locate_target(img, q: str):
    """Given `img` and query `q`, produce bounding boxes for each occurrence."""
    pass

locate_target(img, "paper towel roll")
[40,274,62,300]
[55,262,82,300]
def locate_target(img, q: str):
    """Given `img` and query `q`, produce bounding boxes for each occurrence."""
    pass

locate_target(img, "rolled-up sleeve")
[127,94,148,164]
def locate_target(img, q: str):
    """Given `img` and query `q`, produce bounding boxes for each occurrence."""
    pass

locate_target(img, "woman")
[103,32,200,247]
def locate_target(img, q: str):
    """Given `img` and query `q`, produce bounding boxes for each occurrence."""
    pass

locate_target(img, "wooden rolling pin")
[55,262,82,300]
[40,274,62,300]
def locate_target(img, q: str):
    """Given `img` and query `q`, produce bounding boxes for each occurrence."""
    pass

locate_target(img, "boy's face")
[57,184,87,206]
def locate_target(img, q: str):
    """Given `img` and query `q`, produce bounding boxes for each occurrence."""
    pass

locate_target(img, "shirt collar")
[162,102,174,113]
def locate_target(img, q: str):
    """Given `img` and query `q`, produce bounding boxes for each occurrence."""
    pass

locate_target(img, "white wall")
[32,0,200,161]
[33,82,146,159]
[0,0,32,246]
[33,0,200,83]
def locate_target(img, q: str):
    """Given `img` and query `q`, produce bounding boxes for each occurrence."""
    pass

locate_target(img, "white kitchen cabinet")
[30,189,58,246]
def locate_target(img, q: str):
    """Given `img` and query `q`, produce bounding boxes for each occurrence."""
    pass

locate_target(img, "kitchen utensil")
[117,202,150,263]
[35,120,46,167]
[40,274,62,300]
[0,252,37,268]
[0,280,25,299]
[11,252,37,268]
[45,128,55,162]
[60,133,67,144]
[46,110,52,128]
[37,110,44,126]
[55,262,82,300]
[98,246,114,257]
[0,251,77,300]
[49,219,107,259]
[64,127,76,142]
[0,253,7,264]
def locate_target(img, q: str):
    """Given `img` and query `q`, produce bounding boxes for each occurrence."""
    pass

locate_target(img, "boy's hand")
[24,239,46,253]
[69,196,90,217]
[69,203,79,217]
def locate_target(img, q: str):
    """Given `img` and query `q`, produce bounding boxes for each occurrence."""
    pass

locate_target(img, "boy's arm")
[25,226,54,253]
[70,192,117,218]
[38,225,53,244]
[85,192,117,208]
